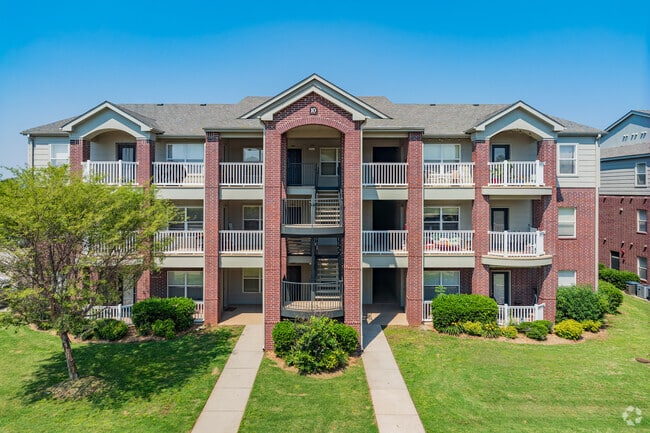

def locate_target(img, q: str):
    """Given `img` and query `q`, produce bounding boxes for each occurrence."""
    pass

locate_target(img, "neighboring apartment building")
[599,110,649,282]
[22,75,601,348]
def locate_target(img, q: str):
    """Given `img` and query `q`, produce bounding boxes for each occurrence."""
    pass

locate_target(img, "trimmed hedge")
[132,297,195,335]
[93,318,128,341]
[581,319,601,333]
[152,318,176,339]
[525,321,549,341]
[272,321,296,357]
[500,325,518,339]
[599,265,640,290]
[555,319,584,340]
[431,294,498,330]
[598,280,623,313]
[556,286,605,322]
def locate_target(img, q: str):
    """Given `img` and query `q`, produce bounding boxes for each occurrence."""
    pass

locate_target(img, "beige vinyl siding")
[600,160,650,196]
[556,137,597,188]
[32,136,69,168]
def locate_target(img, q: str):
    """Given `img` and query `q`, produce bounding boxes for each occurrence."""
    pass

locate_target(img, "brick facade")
[406,132,423,324]
[135,139,155,186]
[471,139,491,295]
[69,139,90,175]
[204,132,221,325]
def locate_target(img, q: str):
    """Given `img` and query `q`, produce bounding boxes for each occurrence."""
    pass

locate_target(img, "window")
[169,207,203,231]
[50,144,69,166]
[558,144,577,175]
[168,271,203,301]
[558,270,577,287]
[166,143,204,162]
[638,210,648,233]
[610,251,620,270]
[635,163,647,187]
[243,148,263,162]
[424,143,460,163]
[243,268,263,293]
[243,205,262,230]
[320,148,340,176]
[424,207,459,231]
[558,207,576,237]
[639,257,648,281]
[423,271,460,300]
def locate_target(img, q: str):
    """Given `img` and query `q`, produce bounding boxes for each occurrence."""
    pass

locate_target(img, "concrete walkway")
[362,324,426,433]
[192,324,263,433]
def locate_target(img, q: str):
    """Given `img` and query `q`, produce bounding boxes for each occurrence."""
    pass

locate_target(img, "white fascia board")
[61,102,154,133]
[470,101,565,133]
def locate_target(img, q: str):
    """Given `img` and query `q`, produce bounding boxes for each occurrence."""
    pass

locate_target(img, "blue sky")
[1,0,648,174]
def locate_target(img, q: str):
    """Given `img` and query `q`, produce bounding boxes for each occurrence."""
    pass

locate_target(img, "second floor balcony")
[488,160,545,187]
[362,230,408,254]
[155,230,204,254]
[83,160,138,185]
[153,162,205,186]
[220,162,263,186]
[219,230,263,254]
[423,230,474,254]
[487,230,545,257]
[424,162,474,186]
[362,163,407,186]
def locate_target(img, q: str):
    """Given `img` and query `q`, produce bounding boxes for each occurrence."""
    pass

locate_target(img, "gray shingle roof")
[21,96,601,137]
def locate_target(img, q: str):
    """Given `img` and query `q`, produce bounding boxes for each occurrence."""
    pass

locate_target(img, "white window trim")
[50,143,70,166]
[635,162,647,187]
[320,148,340,177]
[170,207,204,231]
[167,270,204,301]
[423,270,461,300]
[242,268,263,293]
[558,207,576,238]
[423,143,461,163]
[558,270,577,287]
[557,144,578,177]
[166,143,204,162]
[638,257,648,282]
[423,206,461,231]
[638,209,648,233]
[242,205,263,231]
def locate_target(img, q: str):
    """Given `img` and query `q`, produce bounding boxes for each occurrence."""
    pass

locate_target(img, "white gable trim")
[604,110,650,133]
[240,74,390,121]
[61,102,157,133]
[468,101,565,134]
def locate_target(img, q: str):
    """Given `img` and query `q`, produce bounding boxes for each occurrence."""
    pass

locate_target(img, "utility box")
[626,281,639,295]
[637,284,650,300]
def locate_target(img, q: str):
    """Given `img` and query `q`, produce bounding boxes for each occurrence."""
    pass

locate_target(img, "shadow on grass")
[21,327,236,409]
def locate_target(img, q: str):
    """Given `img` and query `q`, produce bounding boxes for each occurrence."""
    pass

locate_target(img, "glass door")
[491,271,510,305]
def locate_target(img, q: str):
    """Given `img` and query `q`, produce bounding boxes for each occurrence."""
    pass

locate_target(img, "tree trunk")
[59,330,79,381]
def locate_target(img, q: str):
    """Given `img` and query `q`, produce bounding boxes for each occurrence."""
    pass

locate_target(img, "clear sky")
[1,0,648,174]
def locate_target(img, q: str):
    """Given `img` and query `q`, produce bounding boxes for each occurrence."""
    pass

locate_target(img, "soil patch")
[265,351,361,379]
[48,376,109,400]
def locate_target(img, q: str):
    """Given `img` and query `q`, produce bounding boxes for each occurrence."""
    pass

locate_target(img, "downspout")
[29,135,35,167]
[595,133,602,291]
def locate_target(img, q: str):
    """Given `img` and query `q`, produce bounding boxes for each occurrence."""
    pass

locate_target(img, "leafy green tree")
[0,166,176,380]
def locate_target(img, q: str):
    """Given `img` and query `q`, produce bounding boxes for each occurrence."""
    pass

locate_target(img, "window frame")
[169,207,204,231]
[243,148,263,162]
[50,143,70,166]
[558,144,577,176]
[167,270,203,301]
[423,270,461,300]
[635,162,647,187]
[638,209,648,233]
[242,205,263,231]
[319,148,340,176]
[638,257,648,282]
[610,251,620,270]
[558,270,577,287]
[558,207,576,238]
[423,143,461,163]
[242,268,263,293]
[166,143,204,163]
[423,206,460,231]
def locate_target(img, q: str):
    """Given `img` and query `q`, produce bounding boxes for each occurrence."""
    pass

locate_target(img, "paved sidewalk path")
[192,324,263,433]
[362,324,426,433]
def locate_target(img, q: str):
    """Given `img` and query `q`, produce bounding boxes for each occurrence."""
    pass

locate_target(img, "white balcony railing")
[220,230,263,254]
[281,281,343,315]
[155,230,204,254]
[497,303,545,325]
[87,304,133,322]
[488,230,545,257]
[193,301,205,321]
[362,230,408,254]
[220,162,263,186]
[362,163,407,186]
[153,162,204,185]
[488,160,545,186]
[82,161,138,185]
[423,230,474,254]
[424,162,474,186]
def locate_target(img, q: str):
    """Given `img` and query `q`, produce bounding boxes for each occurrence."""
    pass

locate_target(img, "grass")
[385,294,650,433]
[239,357,378,433]
[0,325,242,433]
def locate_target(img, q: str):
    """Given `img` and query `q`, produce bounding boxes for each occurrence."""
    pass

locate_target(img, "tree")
[0,166,177,381]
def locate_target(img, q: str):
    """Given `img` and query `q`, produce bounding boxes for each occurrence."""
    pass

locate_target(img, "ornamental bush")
[555,319,584,340]
[438,322,463,336]
[461,321,484,336]
[431,294,498,330]
[599,266,640,290]
[331,322,359,354]
[598,280,624,313]
[500,325,518,339]
[556,286,605,322]
[525,321,549,341]
[152,318,176,339]
[132,297,195,335]
[482,322,501,338]
[272,321,297,357]
[93,318,128,341]
[581,319,601,333]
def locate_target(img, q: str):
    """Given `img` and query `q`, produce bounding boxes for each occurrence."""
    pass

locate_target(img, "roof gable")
[467,101,565,134]
[240,74,390,121]
[604,110,650,132]
[61,101,162,134]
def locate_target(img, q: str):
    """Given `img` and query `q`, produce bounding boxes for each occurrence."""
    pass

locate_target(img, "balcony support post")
[204,131,221,325]
[406,131,424,324]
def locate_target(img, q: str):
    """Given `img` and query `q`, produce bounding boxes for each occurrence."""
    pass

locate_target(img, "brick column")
[69,139,90,175]
[343,126,363,336]
[471,139,491,295]
[136,138,155,186]
[537,139,558,320]
[136,271,151,301]
[204,132,221,325]
[406,132,423,325]
[264,125,284,349]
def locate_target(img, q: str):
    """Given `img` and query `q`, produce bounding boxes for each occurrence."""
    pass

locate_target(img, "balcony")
[153,162,204,186]
[281,281,343,318]
[287,163,317,187]
[423,162,474,186]
[220,162,263,186]
[362,230,407,254]
[155,230,204,254]
[82,161,138,185]
[484,161,551,197]
[483,230,551,267]
[423,230,474,254]
[219,230,263,254]
[281,197,343,235]
[362,163,407,186]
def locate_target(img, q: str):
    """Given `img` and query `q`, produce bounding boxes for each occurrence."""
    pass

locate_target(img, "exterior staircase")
[314,191,341,225]
[286,237,312,256]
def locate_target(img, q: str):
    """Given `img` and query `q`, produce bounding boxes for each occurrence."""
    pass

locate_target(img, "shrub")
[331,322,359,354]
[556,286,604,322]
[69,317,95,341]
[439,323,463,336]
[272,321,297,357]
[536,320,554,334]
[431,294,498,330]
[482,322,501,338]
[500,325,518,339]
[516,322,532,333]
[132,297,195,335]
[555,319,584,340]
[581,319,601,333]
[461,321,484,336]
[525,322,548,341]
[599,266,640,290]
[93,318,128,341]
[152,318,176,339]
[598,280,623,313]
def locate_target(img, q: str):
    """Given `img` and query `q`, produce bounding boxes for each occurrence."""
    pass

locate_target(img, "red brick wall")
[471,139,490,295]
[599,195,649,281]
[136,139,154,186]
[69,139,90,175]
[150,270,167,298]
[509,268,540,306]
[204,132,221,324]
[406,132,423,324]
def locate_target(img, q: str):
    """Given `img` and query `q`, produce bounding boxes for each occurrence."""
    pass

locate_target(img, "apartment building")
[599,110,649,282]
[22,75,601,348]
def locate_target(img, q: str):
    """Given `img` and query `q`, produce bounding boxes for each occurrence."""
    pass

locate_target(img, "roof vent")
[200,103,207,106]
[157,103,164,106]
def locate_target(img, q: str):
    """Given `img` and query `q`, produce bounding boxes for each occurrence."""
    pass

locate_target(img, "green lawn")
[385,294,650,433]
[0,325,242,433]
[239,357,378,433]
